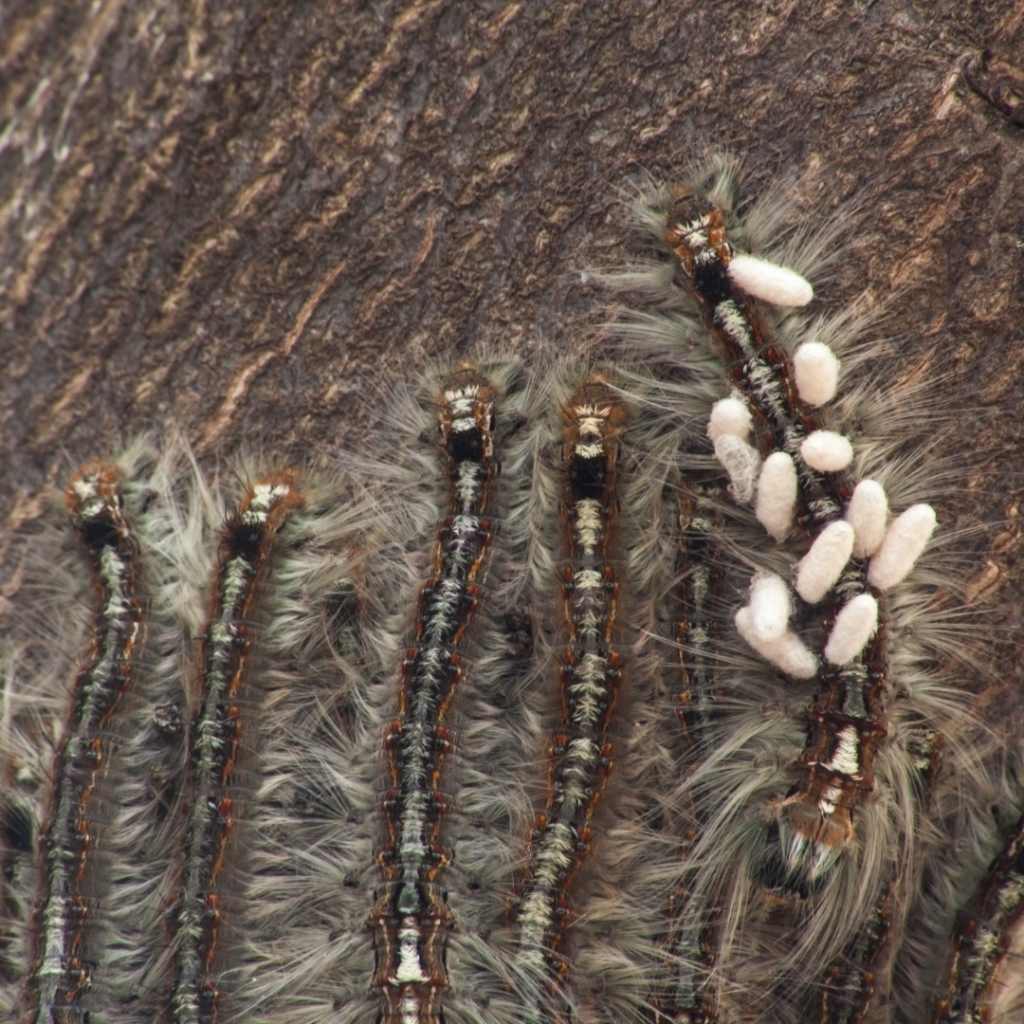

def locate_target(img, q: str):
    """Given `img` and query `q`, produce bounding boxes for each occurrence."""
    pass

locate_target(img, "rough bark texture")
[1,1,1022,681]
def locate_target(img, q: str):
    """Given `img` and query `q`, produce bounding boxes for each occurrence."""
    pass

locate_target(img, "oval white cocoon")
[795,520,855,604]
[755,452,798,542]
[867,504,937,590]
[727,252,814,307]
[746,573,792,642]
[846,479,889,559]
[793,341,840,407]
[801,430,854,472]
[708,396,753,442]
[824,593,879,665]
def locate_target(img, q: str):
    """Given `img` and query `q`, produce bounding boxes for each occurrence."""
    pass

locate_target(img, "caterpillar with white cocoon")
[603,153,1005,1024]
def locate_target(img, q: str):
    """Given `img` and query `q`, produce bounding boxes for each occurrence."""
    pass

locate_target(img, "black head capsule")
[569,454,608,500]
[447,424,485,463]
[78,515,120,551]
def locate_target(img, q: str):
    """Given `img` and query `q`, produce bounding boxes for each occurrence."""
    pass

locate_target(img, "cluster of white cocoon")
[734,569,884,673]
[736,496,937,674]
[706,335,848,541]
[840,479,936,591]
[708,255,938,678]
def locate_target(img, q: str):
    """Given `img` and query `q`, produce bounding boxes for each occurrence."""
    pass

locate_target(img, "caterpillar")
[512,377,628,999]
[168,474,302,1024]
[370,369,501,1024]
[27,462,144,1023]
[235,357,544,1024]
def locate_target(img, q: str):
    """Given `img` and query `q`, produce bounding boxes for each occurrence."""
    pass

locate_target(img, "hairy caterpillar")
[512,377,628,1001]
[27,462,144,1022]
[370,369,502,1024]
[169,475,303,1024]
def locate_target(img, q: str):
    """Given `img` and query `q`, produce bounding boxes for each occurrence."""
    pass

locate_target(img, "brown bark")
[2,1,1022,665]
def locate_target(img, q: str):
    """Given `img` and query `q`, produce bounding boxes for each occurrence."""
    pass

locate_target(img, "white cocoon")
[755,452,798,542]
[824,593,879,665]
[801,430,854,472]
[745,573,792,642]
[714,434,761,504]
[708,396,753,442]
[793,341,840,407]
[796,520,855,604]
[727,252,814,307]
[867,504,937,590]
[736,607,818,679]
[846,480,889,559]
